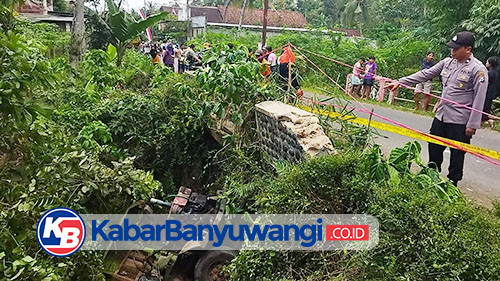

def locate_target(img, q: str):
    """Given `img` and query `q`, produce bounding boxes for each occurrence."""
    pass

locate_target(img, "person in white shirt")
[266,46,277,73]
[349,57,365,98]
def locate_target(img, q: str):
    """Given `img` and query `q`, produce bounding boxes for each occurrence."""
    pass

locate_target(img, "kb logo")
[37,208,86,257]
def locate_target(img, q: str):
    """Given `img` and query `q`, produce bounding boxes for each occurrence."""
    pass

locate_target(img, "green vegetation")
[222,137,499,280]
[0,8,278,278]
[194,0,498,58]
[193,30,439,101]
[103,0,168,66]
[0,21,168,280]
[227,153,500,280]
[2,0,500,280]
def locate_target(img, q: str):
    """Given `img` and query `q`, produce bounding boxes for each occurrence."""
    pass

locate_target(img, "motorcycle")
[106,187,236,281]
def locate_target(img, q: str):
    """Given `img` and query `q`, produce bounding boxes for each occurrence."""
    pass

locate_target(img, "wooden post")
[367,109,374,129]
[364,108,374,149]
[378,78,385,102]
[288,61,292,93]
[287,43,292,93]
[262,0,268,47]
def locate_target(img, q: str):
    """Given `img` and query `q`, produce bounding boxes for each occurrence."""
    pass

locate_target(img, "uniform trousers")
[428,118,471,182]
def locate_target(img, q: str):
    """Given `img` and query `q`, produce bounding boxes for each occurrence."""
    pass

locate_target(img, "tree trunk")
[222,0,232,22]
[238,0,248,30]
[262,0,268,47]
[70,0,86,68]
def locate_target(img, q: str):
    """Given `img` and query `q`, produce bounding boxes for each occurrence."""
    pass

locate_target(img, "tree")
[324,0,349,27]
[0,0,24,31]
[86,11,113,50]
[53,0,67,12]
[142,1,161,16]
[374,0,426,31]
[270,0,297,10]
[341,0,371,30]
[222,0,232,21]
[104,0,168,66]
[463,0,500,59]
[297,0,325,27]
[238,0,248,30]
[422,0,474,43]
[70,0,86,68]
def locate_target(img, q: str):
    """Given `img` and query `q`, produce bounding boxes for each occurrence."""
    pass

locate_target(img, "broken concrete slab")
[256,101,336,162]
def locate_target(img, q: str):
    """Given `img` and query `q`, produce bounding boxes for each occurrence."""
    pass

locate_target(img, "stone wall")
[255,101,335,162]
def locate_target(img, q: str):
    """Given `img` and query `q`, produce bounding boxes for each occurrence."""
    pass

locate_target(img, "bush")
[227,147,500,280]
[0,113,162,280]
[252,154,371,214]
[96,74,209,189]
[121,49,156,90]
[0,18,183,280]
[360,177,500,280]
[82,49,121,90]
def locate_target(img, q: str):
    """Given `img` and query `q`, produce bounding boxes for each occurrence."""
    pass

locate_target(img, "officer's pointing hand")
[465,128,476,137]
[385,82,400,92]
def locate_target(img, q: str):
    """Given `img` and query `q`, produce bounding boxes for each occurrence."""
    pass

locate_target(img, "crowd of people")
[142,38,499,125]
[140,38,499,128]
[140,40,203,73]
[139,40,304,98]
[254,45,304,98]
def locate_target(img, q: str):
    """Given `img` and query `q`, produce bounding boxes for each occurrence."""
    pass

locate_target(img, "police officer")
[387,31,488,186]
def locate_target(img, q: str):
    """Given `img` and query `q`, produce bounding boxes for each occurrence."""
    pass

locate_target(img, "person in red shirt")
[278,46,303,99]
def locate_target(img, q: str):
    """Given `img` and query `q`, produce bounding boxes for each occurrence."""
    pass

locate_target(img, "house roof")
[334,28,362,37]
[160,5,362,37]
[19,0,44,14]
[161,5,223,23]
[217,5,307,28]
[191,6,223,23]
[161,5,307,28]
[21,12,74,22]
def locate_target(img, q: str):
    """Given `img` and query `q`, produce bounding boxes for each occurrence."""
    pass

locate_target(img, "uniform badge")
[479,71,486,83]
[459,83,464,88]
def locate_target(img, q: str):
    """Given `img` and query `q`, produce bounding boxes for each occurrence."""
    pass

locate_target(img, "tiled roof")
[19,0,44,13]
[161,6,223,23]
[160,5,362,37]
[218,5,307,28]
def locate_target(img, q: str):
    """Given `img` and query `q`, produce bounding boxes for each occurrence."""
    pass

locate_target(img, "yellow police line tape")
[296,104,500,161]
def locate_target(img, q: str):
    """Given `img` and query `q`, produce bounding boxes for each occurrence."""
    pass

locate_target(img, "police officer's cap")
[446,31,475,49]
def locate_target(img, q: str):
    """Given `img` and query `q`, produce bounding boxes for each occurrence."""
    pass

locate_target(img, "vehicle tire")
[193,250,236,281]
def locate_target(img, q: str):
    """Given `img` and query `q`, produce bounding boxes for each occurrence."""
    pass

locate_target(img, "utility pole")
[262,0,268,47]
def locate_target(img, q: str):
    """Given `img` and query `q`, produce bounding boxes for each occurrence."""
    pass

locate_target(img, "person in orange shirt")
[256,49,271,78]
[278,46,303,99]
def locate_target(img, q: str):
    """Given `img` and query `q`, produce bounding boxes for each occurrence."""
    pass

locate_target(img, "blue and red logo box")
[37,208,86,257]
